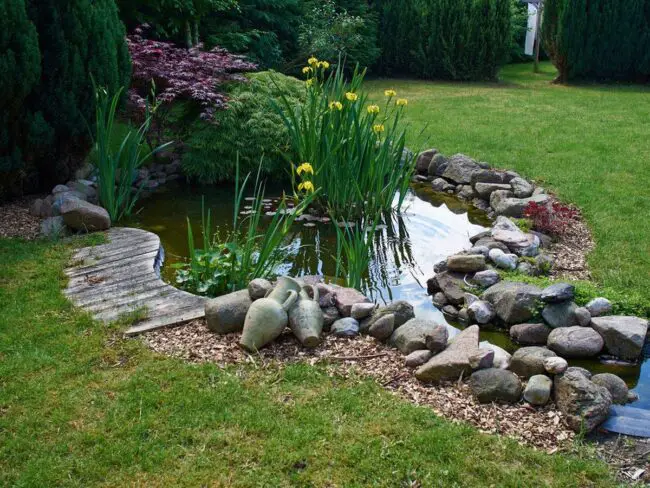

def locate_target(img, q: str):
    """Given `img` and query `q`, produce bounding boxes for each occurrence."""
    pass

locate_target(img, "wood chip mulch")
[141,319,575,453]
[0,196,41,240]
[548,205,595,282]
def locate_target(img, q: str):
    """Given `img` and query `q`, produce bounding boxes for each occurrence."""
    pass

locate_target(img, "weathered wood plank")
[70,241,161,268]
[124,306,206,336]
[65,250,159,278]
[65,274,158,298]
[94,293,204,323]
[70,279,168,307]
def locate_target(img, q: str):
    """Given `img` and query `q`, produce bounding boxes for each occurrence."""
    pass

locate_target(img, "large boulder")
[540,283,575,303]
[523,374,553,406]
[441,154,482,184]
[428,154,449,177]
[333,287,370,317]
[492,194,550,218]
[547,326,604,358]
[509,346,557,378]
[510,177,534,198]
[471,169,514,186]
[363,300,415,332]
[590,316,649,360]
[482,281,543,324]
[446,254,486,273]
[431,272,466,306]
[469,368,523,404]
[490,216,540,257]
[60,199,111,232]
[368,314,395,340]
[554,370,612,433]
[416,148,438,174]
[467,300,495,325]
[591,373,629,405]
[205,290,252,334]
[474,182,511,199]
[248,278,273,300]
[510,323,551,345]
[542,301,579,328]
[415,325,480,382]
[390,318,448,355]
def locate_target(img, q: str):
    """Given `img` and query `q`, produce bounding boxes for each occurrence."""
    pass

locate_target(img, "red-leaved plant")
[523,200,580,236]
[127,25,257,122]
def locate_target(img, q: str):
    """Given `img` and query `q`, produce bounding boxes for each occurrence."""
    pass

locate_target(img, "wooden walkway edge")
[64,227,206,336]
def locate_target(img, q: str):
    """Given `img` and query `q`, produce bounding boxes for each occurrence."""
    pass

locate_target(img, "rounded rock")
[248,278,273,301]
[585,297,612,317]
[469,368,523,404]
[405,349,433,368]
[524,374,553,406]
[368,313,395,341]
[574,307,592,327]
[330,317,360,337]
[543,356,568,375]
[509,346,557,378]
[591,373,629,404]
[472,269,500,288]
[547,326,604,358]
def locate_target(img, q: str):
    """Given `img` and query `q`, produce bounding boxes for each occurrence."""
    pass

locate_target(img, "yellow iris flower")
[298,181,315,192]
[367,105,380,114]
[308,56,319,66]
[345,92,358,102]
[329,101,343,111]
[396,98,408,106]
[384,89,397,97]
[373,124,385,134]
[320,61,330,69]
[306,78,315,87]
[302,66,311,74]
[296,162,314,175]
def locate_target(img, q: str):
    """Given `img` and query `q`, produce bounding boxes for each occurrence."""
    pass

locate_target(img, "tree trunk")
[184,20,192,49]
[193,19,200,47]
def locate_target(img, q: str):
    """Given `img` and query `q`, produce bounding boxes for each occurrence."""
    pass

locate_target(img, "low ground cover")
[366,62,650,302]
[0,237,615,486]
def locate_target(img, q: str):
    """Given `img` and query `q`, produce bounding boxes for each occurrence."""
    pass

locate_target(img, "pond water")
[125,181,648,407]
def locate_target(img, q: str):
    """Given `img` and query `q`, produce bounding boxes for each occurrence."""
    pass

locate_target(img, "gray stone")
[493,252,518,271]
[475,237,510,254]
[428,153,449,177]
[467,300,495,325]
[469,368,523,404]
[470,230,492,244]
[470,169,514,186]
[205,290,252,334]
[543,356,568,375]
[365,300,415,332]
[468,245,490,257]
[482,281,543,324]
[524,375,552,405]
[566,366,592,379]
[442,304,459,318]
[405,349,433,368]
[547,326,604,358]
[456,185,476,200]
[247,278,273,301]
[40,216,69,239]
[489,189,515,212]
[480,342,512,369]
[68,179,97,199]
[432,292,448,307]
[432,272,466,306]
[458,307,469,323]
[52,184,71,194]
[554,370,612,433]
[322,306,340,328]
[491,216,540,256]
[540,283,575,303]
[472,270,500,288]
[510,323,551,345]
[330,317,360,337]
[492,194,551,218]
[368,313,395,341]
[575,307,592,327]
[431,178,454,192]
[60,199,110,232]
[334,287,370,317]
[446,254,486,273]
[542,301,579,328]
[469,349,494,370]
[510,177,534,198]
[591,373,629,405]
[531,231,553,248]
[585,297,612,317]
[415,325,480,383]
[441,154,482,184]
[464,293,479,306]
[433,260,448,274]
[474,182,511,199]
[509,346,557,378]
[590,316,649,360]
[417,148,438,174]
[534,253,555,275]
[351,302,376,320]
[390,318,448,355]
[516,262,536,276]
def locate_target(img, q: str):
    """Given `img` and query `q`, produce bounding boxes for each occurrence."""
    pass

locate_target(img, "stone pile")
[29,160,182,237]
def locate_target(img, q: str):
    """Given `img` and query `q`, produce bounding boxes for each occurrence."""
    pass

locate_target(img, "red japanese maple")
[523,200,580,236]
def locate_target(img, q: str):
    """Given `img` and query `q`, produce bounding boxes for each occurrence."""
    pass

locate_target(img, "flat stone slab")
[64,227,206,335]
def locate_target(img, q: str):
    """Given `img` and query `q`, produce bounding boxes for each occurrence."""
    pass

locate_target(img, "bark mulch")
[0,196,42,240]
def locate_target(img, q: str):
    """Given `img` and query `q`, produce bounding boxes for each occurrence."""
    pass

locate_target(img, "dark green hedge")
[0,0,130,201]
[374,0,511,80]
[543,0,650,82]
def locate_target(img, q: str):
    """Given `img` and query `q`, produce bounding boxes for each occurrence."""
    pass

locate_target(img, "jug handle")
[305,284,319,302]
[282,290,298,311]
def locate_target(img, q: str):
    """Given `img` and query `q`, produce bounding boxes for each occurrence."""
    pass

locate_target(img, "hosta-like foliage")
[543,0,650,82]
[127,29,257,121]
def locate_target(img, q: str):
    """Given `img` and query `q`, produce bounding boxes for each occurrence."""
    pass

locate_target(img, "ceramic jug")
[239,277,301,351]
[288,285,324,348]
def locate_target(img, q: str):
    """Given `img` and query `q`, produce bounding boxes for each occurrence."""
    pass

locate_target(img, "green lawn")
[0,237,615,486]
[367,63,650,302]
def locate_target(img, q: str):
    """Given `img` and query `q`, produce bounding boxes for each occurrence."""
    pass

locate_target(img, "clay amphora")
[239,277,300,351]
[289,285,324,348]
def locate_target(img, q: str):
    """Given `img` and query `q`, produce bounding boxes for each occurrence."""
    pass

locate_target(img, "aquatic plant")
[273,57,417,221]
[93,84,171,222]
[175,158,315,296]
[333,216,379,290]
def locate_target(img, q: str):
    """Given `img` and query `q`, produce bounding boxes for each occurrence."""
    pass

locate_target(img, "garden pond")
[125,181,649,407]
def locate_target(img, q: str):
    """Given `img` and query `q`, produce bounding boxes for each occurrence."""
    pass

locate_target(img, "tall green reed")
[273,57,417,221]
[93,84,171,221]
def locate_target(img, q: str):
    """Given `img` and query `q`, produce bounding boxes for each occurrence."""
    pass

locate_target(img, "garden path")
[64,227,205,336]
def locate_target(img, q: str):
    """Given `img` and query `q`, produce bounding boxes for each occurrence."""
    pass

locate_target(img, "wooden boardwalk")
[64,227,206,336]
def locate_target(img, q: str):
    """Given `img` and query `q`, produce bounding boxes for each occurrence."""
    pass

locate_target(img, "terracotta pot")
[239,277,300,351]
[289,285,324,348]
